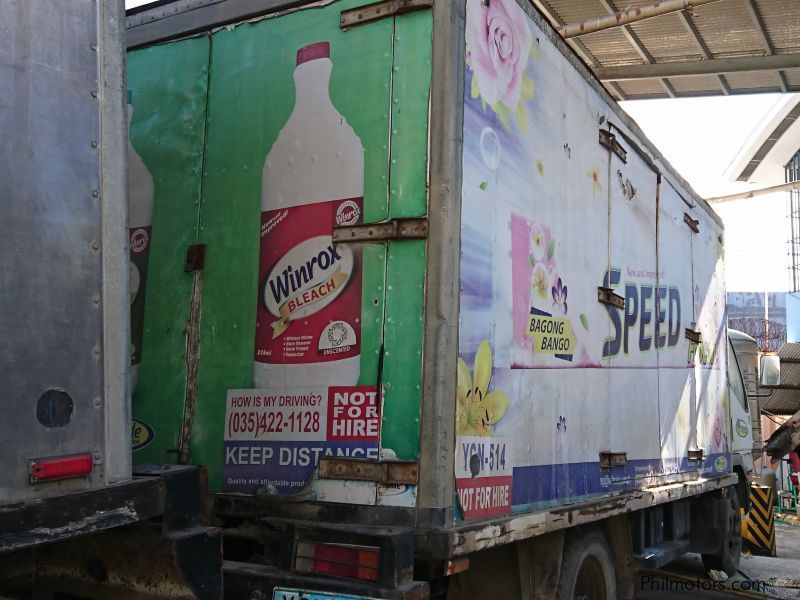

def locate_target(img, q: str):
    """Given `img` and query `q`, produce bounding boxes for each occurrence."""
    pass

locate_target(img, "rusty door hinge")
[333,217,428,243]
[599,451,627,468]
[688,449,704,462]
[685,328,702,344]
[341,0,433,29]
[184,244,206,272]
[599,129,627,163]
[683,213,699,233]
[598,286,625,310]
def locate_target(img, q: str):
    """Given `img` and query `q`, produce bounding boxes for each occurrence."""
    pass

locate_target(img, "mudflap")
[689,488,731,556]
[0,465,222,599]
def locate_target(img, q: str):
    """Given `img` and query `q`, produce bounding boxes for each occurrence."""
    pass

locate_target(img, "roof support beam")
[596,0,675,97]
[675,10,730,95]
[531,0,628,100]
[743,0,789,93]
[558,0,723,39]
[707,181,800,204]
[594,54,800,81]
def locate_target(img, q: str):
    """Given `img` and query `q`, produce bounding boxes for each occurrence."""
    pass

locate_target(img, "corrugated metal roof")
[761,342,800,415]
[533,0,800,100]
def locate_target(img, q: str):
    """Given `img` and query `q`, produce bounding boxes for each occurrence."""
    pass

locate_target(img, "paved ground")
[638,521,800,599]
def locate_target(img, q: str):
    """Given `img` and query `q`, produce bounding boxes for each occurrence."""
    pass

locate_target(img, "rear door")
[128,0,431,497]
[127,36,211,464]
[187,1,430,496]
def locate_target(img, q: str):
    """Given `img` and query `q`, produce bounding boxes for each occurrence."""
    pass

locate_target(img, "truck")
[0,0,761,598]
[0,1,220,597]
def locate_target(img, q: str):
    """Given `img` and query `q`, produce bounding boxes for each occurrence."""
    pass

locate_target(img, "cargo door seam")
[177,34,213,465]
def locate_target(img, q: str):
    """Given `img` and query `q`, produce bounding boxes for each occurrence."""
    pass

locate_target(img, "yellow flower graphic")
[531,224,545,261]
[457,340,510,437]
[532,263,549,300]
[588,167,603,195]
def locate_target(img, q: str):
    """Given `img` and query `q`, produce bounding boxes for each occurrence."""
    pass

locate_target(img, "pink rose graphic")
[466,0,533,111]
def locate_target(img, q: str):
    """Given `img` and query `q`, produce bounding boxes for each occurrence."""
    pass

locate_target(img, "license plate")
[273,588,375,600]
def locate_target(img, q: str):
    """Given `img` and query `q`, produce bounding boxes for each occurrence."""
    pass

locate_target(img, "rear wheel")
[556,528,616,600]
[701,487,742,576]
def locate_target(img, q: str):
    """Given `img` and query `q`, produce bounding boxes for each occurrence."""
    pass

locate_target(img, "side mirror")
[760,355,780,386]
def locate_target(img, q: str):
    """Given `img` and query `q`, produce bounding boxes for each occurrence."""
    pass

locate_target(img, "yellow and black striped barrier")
[742,484,776,557]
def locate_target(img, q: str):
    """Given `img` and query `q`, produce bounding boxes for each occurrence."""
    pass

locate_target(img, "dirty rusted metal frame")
[685,328,702,344]
[687,448,704,461]
[599,451,628,468]
[422,474,737,558]
[598,286,625,309]
[319,457,419,484]
[415,0,462,530]
[100,0,133,485]
[743,0,789,93]
[340,0,433,29]
[599,128,627,163]
[332,217,428,243]
[0,520,222,599]
[595,0,676,98]
[0,477,164,553]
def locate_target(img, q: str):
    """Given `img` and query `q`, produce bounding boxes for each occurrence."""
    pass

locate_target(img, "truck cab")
[728,329,760,504]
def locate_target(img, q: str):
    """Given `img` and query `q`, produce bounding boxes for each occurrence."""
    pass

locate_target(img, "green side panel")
[357,244,387,388]
[388,10,432,218]
[128,37,210,462]
[379,12,431,459]
[381,240,426,459]
[192,0,395,490]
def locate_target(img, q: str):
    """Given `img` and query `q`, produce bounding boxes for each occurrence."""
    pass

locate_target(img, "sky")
[621,95,794,293]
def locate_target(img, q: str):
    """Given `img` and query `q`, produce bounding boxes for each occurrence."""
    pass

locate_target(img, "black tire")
[701,487,742,577]
[556,528,617,600]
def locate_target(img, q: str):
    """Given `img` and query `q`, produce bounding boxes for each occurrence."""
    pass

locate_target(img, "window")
[727,341,748,411]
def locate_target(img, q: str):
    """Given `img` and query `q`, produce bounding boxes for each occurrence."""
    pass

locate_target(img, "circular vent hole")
[36,389,74,429]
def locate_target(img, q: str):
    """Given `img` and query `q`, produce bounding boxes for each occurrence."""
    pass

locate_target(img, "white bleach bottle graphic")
[128,91,154,393]
[254,41,364,388]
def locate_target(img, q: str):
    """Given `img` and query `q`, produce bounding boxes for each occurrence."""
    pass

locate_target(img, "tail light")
[295,541,380,582]
[29,453,93,484]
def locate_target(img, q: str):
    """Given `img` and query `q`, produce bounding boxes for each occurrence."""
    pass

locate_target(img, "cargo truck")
[0,1,219,597]
[0,0,759,598]
[122,0,757,597]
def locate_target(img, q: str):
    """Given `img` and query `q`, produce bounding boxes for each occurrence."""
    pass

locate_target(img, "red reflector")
[30,453,93,483]
[311,543,380,582]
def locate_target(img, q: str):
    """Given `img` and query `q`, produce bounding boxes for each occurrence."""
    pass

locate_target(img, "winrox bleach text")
[254,42,364,388]
[128,91,154,394]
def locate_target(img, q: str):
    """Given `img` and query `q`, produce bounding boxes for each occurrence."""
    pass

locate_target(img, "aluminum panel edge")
[126,0,309,49]
[101,0,132,482]
[416,0,464,528]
